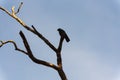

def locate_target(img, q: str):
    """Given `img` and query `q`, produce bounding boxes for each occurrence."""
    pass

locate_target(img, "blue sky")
[1,0,120,80]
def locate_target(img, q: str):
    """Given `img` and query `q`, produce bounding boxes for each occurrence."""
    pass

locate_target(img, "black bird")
[57,28,70,42]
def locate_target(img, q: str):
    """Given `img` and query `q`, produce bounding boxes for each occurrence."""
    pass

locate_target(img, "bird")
[57,28,70,42]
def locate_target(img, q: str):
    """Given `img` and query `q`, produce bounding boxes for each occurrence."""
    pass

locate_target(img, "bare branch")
[15,2,23,14]
[58,37,64,52]
[57,69,68,80]
[0,6,13,17]
[11,6,15,15]
[0,6,57,52]
[56,37,64,68]
[0,6,33,32]
[0,3,68,80]
[32,25,57,52]
[19,31,58,70]
[0,40,27,55]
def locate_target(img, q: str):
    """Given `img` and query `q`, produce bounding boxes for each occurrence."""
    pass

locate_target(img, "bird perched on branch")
[57,28,70,42]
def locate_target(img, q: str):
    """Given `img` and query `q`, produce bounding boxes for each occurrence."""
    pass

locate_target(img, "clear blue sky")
[0,0,120,80]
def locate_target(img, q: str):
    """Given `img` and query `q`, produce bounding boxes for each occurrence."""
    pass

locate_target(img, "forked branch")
[0,5,57,52]
[0,40,27,55]
[15,2,23,14]
[0,2,68,80]
[19,31,58,70]
[0,37,58,70]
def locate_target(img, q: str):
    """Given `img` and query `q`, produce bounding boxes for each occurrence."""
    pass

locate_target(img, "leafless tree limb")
[31,25,57,52]
[19,31,58,70]
[58,37,64,53]
[58,68,68,80]
[0,40,27,55]
[0,2,68,80]
[0,5,57,52]
[15,2,23,14]
[32,25,67,80]
[56,37,64,68]
[0,5,33,32]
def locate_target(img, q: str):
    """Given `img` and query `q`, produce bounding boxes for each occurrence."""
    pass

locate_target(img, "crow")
[57,28,70,42]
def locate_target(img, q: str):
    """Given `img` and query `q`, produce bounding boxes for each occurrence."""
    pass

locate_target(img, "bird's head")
[57,28,62,31]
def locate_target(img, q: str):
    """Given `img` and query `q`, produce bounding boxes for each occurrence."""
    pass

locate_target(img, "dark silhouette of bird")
[57,28,70,42]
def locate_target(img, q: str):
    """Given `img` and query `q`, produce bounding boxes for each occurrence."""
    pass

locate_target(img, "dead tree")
[0,2,70,80]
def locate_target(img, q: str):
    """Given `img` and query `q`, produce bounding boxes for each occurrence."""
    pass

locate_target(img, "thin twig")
[0,6,32,31]
[15,2,23,14]
[0,40,27,55]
